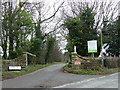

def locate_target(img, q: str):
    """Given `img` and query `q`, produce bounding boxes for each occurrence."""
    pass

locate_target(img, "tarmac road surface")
[54,72,119,88]
[2,63,118,88]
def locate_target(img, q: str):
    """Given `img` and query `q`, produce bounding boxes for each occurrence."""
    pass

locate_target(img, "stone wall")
[2,53,27,71]
[71,52,120,70]
[71,52,101,70]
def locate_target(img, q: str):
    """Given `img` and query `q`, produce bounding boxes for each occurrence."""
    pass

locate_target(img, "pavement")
[2,63,102,88]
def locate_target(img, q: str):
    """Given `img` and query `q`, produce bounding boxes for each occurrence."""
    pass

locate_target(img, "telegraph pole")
[101,28,104,69]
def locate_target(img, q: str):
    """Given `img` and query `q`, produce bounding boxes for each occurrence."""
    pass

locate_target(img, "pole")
[92,53,94,58]
[26,53,28,67]
[0,0,2,47]
[101,29,104,69]
[74,46,76,53]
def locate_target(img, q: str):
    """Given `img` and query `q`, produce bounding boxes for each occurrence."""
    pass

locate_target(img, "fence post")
[26,53,28,67]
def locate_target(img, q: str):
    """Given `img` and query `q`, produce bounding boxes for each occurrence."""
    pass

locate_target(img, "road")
[54,72,119,88]
[2,63,102,88]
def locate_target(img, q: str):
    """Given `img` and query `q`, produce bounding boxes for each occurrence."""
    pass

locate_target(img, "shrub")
[104,57,120,68]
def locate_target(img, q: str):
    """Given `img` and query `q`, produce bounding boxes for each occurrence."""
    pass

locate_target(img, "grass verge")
[2,62,62,80]
[63,64,119,75]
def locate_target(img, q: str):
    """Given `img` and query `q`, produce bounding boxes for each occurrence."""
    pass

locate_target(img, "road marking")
[109,73,118,76]
[99,76,106,79]
[53,72,119,88]
[53,78,96,88]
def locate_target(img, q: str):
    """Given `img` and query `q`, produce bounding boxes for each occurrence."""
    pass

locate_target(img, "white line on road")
[98,76,106,79]
[53,78,96,88]
[53,72,119,88]
[109,73,118,76]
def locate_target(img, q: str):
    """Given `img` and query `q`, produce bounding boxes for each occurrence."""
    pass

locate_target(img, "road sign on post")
[87,40,97,53]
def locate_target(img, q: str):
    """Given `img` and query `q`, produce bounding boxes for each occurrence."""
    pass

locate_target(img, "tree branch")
[40,2,64,23]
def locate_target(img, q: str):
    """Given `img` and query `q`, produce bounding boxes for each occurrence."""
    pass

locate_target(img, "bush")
[104,57,120,68]
[63,64,119,75]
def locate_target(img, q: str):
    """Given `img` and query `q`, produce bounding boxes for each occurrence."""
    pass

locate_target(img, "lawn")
[2,62,62,80]
[63,64,119,75]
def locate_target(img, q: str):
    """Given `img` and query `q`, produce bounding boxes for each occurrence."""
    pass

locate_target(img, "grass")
[63,64,119,75]
[2,62,62,80]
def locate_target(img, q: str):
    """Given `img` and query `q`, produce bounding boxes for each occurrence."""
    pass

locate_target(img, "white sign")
[8,66,22,71]
[87,40,97,53]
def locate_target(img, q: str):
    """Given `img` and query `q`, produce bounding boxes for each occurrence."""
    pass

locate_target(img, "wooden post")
[23,52,36,67]
[93,53,94,58]
[91,53,94,59]
[26,53,28,67]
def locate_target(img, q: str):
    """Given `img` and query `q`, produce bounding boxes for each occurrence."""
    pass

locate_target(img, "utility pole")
[0,0,2,60]
[101,28,104,69]
[118,1,120,57]
[101,20,109,69]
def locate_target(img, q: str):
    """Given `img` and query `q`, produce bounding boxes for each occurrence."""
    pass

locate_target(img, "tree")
[61,0,118,57]
[50,40,64,62]
[23,1,64,64]
[45,36,55,64]
[64,6,98,56]
[106,16,120,57]
[24,1,64,38]
[1,1,33,59]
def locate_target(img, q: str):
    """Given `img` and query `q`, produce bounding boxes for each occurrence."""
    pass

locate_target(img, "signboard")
[8,66,22,71]
[74,61,81,65]
[87,40,97,53]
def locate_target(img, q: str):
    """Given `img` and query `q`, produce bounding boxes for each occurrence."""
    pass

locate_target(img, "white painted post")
[74,46,76,53]
[26,53,28,67]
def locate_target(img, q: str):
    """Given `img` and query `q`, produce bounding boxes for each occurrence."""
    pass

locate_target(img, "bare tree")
[24,1,64,36]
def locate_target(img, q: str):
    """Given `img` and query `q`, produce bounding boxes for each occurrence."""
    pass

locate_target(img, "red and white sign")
[74,61,81,65]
